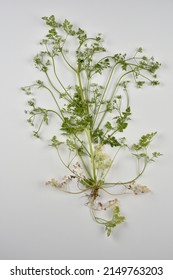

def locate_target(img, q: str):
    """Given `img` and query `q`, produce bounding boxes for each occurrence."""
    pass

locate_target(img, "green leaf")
[103,135,121,147]
[133,132,157,150]
[50,136,64,148]
[105,206,125,237]
[66,139,77,151]
[21,86,32,95]
[137,47,143,53]
[33,131,40,138]
[62,19,76,35]
[115,107,131,132]
[152,152,162,158]
[42,15,61,28]
[76,28,87,44]
[105,121,113,130]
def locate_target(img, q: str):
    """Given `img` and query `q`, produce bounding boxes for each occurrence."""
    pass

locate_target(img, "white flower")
[129,181,150,195]
[94,144,111,170]
[46,178,59,187]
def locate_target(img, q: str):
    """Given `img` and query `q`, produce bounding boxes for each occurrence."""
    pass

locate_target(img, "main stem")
[86,128,97,183]
[77,67,97,183]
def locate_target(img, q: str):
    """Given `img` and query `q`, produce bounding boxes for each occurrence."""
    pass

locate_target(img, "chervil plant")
[22,16,162,236]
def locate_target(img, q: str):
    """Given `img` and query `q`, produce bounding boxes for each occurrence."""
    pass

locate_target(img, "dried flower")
[46,178,59,187]
[94,144,111,170]
[128,181,150,195]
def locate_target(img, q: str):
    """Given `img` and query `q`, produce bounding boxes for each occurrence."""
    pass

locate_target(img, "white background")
[0,0,173,259]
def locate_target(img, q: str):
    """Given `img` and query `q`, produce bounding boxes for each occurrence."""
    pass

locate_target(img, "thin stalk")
[51,56,73,101]
[46,109,63,120]
[103,159,148,187]
[96,70,133,130]
[107,128,118,138]
[57,187,93,195]
[77,70,85,103]
[101,188,130,196]
[43,85,64,119]
[77,37,98,51]
[57,148,91,188]
[86,129,97,182]
[78,153,93,179]
[76,69,96,181]
[44,42,73,102]
[92,63,118,127]
[73,136,92,178]
[136,151,141,175]
[101,146,122,181]
[85,76,90,102]
[95,55,113,66]
[57,188,91,195]
[61,51,77,72]
[67,151,77,167]
[73,133,90,156]
[124,87,130,108]
[36,118,44,134]
[45,72,62,95]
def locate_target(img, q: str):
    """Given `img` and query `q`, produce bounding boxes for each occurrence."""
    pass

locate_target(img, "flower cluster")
[46,175,75,188]
[128,181,150,195]
[94,144,111,170]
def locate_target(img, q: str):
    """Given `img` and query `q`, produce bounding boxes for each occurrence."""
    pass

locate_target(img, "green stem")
[96,70,133,130]
[86,129,97,182]
[36,118,44,134]
[44,42,73,102]
[45,72,62,95]
[76,69,96,181]
[101,146,122,181]
[77,69,85,103]
[101,188,130,196]
[61,51,77,72]
[73,133,90,156]
[43,85,64,119]
[92,63,118,127]
[77,37,97,51]
[103,159,148,187]
[78,153,93,179]
[72,136,92,178]
[57,187,92,195]
[56,148,91,188]
[47,109,63,120]
[85,76,90,102]
[51,56,73,101]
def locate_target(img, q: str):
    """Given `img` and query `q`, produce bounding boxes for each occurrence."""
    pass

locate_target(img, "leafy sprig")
[22,16,162,236]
